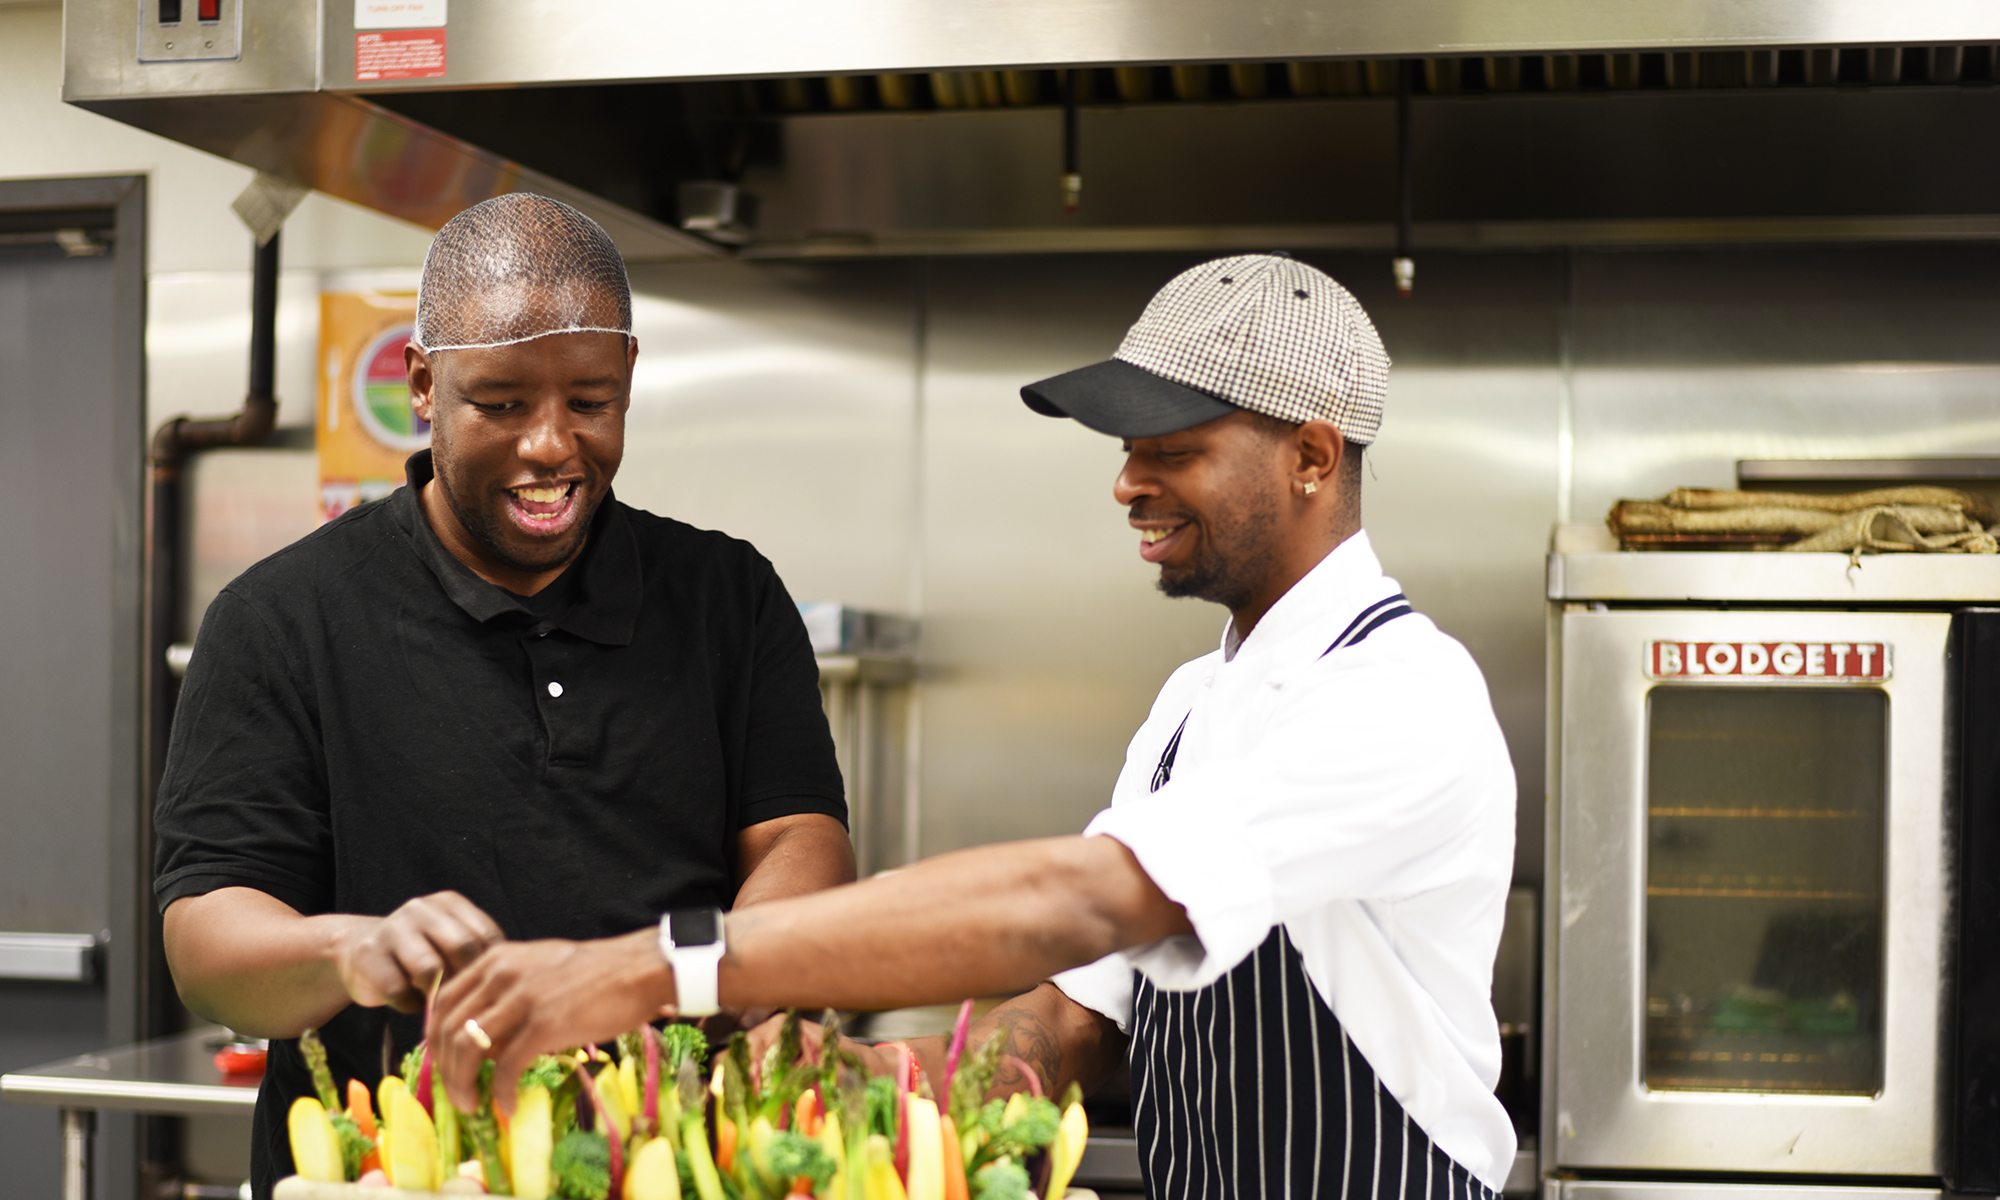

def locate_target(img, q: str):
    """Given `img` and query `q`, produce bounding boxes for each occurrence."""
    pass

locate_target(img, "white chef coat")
[1051,530,1519,1190]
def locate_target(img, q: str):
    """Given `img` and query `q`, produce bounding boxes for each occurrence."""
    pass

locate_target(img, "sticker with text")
[356,28,445,81]
[355,0,445,30]
[1647,641,1891,681]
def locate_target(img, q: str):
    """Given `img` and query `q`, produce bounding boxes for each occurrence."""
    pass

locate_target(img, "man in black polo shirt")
[153,194,852,1197]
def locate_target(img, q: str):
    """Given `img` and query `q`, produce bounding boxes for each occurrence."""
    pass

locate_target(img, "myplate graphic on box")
[1647,640,1892,681]
[352,327,431,452]
[355,0,444,80]
[318,291,422,522]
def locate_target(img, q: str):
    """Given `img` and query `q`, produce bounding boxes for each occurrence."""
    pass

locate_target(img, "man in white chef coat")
[431,253,1520,1199]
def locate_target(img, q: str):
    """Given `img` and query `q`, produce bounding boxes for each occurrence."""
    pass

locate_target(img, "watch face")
[670,908,719,947]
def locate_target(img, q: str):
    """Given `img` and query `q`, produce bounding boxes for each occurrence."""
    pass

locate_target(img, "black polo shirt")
[154,450,844,1195]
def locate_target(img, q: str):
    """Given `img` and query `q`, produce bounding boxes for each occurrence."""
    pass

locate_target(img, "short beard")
[432,431,596,578]
[1154,486,1280,612]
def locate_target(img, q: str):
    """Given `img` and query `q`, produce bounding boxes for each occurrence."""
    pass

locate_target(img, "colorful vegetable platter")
[279,1005,1092,1200]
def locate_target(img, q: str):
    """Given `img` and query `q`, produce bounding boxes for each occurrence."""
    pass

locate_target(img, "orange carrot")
[716,1113,738,1172]
[346,1079,383,1175]
[795,1091,823,1139]
[346,1079,378,1138]
[940,1115,969,1200]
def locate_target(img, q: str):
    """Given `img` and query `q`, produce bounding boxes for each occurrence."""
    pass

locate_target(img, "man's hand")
[746,985,1125,1106]
[428,929,675,1113]
[163,887,505,1039]
[743,1013,901,1087]
[334,891,505,1012]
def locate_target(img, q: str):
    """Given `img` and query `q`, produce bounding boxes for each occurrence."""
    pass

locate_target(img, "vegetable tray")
[274,1181,1100,1200]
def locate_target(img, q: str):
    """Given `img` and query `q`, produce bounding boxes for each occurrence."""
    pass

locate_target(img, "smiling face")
[407,324,636,593]
[1113,411,1359,635]
[1115,412,1292,613]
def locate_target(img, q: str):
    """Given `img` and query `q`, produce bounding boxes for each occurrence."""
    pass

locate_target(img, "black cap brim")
[1020,359,1238,438]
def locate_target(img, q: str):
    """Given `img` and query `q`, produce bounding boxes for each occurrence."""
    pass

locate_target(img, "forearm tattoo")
[989,1002,1066,1100]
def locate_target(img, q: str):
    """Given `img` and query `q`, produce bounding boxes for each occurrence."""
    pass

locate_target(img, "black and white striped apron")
[1130,594,1497,1200]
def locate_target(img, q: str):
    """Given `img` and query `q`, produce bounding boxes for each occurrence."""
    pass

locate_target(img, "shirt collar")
[1220,529,1388,662]
[391,450,642,646]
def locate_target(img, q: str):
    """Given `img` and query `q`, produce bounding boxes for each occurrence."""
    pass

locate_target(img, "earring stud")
[1302,481,1318,495]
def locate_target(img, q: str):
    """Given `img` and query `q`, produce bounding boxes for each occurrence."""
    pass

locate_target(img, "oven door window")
[1644,685,1886,1096]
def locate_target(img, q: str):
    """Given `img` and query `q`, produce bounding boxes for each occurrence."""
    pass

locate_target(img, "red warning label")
[356,29,446,81]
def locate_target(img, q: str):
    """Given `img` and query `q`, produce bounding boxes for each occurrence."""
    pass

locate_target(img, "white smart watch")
[658,907,726,1017]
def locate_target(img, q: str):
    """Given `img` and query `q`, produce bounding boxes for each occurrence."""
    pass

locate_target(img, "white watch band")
[658,909,726,1017]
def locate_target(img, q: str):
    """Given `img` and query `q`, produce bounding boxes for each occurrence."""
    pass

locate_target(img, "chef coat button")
[547,681,564,698]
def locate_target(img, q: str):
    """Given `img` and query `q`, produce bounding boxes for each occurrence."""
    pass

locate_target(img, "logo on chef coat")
[351,325,431,452]
[1647,641,1891,681]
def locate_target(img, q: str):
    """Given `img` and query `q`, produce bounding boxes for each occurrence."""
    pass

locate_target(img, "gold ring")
[463,1017,493,1051]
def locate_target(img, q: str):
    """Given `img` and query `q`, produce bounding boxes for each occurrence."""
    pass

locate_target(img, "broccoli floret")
[552,1128,611,1200]
[659,1023,709,1075]
[519,1054,571,1094]
[763,1130,838,1191]
[328,1111,372,1181]
[982,1097,1060,1160]
[971,1158,1031,1200]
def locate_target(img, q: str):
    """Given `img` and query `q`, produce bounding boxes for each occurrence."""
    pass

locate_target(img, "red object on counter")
[214,1045,266,1077]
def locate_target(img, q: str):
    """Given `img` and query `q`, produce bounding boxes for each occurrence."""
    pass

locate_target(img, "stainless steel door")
[0,183,145,1200]
[1551,609,1949,1176]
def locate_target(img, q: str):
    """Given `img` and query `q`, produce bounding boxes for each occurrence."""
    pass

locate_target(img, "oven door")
[1552,609,1950,1176]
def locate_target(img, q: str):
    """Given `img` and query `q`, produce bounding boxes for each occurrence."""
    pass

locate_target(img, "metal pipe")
[1394,59,1415,297]
[61,1108,94,1200]
[139,227,283,1079]
[152,232,281,475]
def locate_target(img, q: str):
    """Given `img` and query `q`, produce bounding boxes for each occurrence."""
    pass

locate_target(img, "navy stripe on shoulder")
[1322,593,1413,658]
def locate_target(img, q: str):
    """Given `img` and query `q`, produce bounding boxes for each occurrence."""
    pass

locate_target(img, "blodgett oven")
[1543,540,2000,1200]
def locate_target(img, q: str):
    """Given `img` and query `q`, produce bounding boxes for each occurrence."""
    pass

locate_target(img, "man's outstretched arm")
[430,834,1185,1110]
[165,886,504,1039]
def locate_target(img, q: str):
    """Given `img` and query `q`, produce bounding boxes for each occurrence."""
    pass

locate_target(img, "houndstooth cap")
[1021,254,1391,443]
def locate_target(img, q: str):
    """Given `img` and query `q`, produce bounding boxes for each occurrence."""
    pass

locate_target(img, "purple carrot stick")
[642,1025,662,1134]
[1002,1055,1044,1098]
[940,999,975,1099]
[415,971,441,1115]
[578,1063,625,1197]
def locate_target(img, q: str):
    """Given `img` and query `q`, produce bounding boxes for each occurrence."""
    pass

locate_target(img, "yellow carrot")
[1046,1102,1089,1200]
[748,1114,782,1195]
[511,1084,554,1200]
[597,1069,632,1143]
[902,1098,944,1200]
[381,1075,439,1190]
[620,1058,642,1123]
[863,1135,907,1200]
[818,1111,846,1200]
[375,1075,405,1169]
[626,1136,682,1200]
[286,1096,344,1182]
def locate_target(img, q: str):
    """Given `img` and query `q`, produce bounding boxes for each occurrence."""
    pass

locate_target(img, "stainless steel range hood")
[61,0,2000,259]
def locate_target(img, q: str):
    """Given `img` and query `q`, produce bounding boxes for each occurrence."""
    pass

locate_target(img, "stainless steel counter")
[1549,538,2000,603]
[2,1026,256,1200]
[2,1025,258,1115]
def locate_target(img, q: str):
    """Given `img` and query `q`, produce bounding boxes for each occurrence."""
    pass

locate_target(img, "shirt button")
[547,681,564,698]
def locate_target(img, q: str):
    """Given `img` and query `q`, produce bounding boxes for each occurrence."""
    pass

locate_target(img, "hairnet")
[413,193,633,353]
